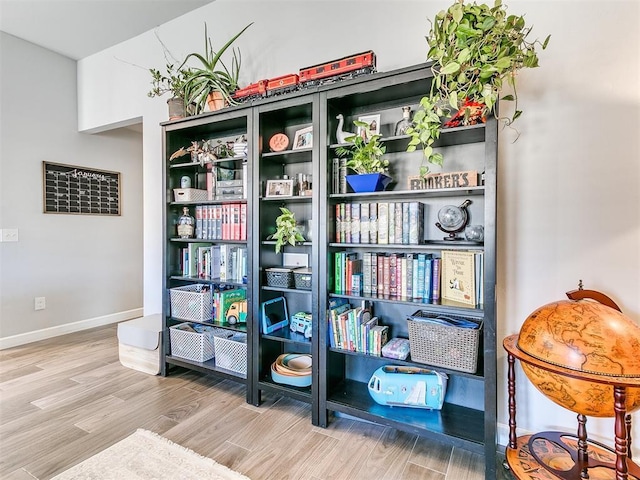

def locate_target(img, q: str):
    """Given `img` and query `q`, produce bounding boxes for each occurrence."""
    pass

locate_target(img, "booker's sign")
[409,170,479,190]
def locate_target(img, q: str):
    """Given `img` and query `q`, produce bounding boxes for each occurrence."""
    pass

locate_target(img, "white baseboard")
[0,308,144,350]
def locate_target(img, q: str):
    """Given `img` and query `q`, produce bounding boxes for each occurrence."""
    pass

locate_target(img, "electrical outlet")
[1,228,19,242]
[35,297,46,311]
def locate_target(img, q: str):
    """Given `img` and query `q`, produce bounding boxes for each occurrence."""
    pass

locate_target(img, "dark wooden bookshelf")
[162,62,498,477]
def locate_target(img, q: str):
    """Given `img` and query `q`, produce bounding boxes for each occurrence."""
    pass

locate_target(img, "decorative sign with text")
[43,161,121,215]
[408,170,478,190]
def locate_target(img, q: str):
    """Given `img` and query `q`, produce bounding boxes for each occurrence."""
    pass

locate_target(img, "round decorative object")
[464,225,484,242]
[435,199,471,240]
[269,133,289,152]
[503,287,640,480]
[515,297,640,417]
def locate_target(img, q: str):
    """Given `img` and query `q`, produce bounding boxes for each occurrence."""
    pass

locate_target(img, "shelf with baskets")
[162,108,253,394]
[251,95,319,413]
[317,63,497,474]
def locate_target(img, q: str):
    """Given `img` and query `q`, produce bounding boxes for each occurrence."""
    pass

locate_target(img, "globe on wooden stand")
[503,283,640,480]
[435,199,471,241]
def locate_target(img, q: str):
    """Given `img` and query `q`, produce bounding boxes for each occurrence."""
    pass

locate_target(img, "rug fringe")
[135,429,251,480]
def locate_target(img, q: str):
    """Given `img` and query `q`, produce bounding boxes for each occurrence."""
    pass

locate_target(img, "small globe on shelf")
[435,199,471,241]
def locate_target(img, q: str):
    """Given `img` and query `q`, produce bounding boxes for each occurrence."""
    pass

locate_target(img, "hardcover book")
[441,250,476,305]
[369,203,378,244]
[408,202,425,245]
[378,203,388,244]
[360,203,369,244]
[351,203,360,244]
[387,202,396,244]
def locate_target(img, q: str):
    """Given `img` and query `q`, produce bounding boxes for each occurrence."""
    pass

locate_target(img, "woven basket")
[169,284,213,322]
[214,332,247,376]
[169,324,228,362]
[407,313,481,373]
[265,268,294,288]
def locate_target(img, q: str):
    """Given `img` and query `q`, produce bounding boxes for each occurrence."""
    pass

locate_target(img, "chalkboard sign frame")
[42,161,121,216]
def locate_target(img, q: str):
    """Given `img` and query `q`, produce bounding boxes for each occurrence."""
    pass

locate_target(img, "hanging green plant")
[407,0,550,176]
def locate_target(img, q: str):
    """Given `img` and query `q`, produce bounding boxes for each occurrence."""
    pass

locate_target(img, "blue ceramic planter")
[346,173,392,192]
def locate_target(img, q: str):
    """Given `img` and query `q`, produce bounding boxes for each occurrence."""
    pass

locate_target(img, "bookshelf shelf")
[326,379,484,453]
[166,355,248,381]
[258,377,312,403]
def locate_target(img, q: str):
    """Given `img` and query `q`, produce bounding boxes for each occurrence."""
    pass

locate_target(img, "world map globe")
[514,298,640,417]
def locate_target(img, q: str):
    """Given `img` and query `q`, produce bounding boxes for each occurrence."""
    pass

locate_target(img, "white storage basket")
[213,332,247,376]
[169,324,227,362]
[170,284,212,322]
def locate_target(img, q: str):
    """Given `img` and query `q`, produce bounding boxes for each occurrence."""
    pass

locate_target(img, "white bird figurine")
[336,114,353,144]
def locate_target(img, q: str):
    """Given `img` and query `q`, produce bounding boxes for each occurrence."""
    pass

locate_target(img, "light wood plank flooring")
[0,325,511,479]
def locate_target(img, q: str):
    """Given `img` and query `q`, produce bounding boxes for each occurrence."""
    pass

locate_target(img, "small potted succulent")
[336,120,390,192]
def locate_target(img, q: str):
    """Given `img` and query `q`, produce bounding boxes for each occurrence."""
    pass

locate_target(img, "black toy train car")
[232,50,376,103]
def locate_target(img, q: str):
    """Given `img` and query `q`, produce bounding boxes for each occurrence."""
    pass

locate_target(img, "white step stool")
[117,314,163,375]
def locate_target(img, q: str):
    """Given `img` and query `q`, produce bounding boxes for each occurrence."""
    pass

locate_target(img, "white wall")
[76,0,639,450]
[0,32,144,347]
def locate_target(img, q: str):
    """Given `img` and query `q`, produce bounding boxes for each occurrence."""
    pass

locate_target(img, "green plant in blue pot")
[336,120,391,192]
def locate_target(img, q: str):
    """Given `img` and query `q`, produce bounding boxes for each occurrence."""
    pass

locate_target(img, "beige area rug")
[52,429,251,480]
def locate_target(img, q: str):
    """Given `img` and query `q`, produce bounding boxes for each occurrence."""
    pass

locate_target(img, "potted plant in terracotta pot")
[336,120,391,192]
[180,23,253,114]
[148,62,190,120]
[407,0,550,176]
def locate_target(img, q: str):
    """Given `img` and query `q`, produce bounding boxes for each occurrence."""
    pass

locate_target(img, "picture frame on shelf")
[357,114,381,139]
[292,126,313,150]
[265,179,294,198]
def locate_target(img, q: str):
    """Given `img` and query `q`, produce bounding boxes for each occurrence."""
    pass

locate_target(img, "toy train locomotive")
[232,50,376,103]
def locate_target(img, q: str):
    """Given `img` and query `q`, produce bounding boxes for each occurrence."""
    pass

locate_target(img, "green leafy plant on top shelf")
[407,0,550,177]
[180,22,253,114]
[272,207,306,254]
[335,120,388,174]
[148,62,189,100]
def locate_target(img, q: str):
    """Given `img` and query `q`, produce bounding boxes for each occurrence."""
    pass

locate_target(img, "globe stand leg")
[627,415,633,461]
[577,414,589,479]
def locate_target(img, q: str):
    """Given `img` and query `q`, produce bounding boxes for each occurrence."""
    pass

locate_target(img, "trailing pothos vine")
[407,0,550,177]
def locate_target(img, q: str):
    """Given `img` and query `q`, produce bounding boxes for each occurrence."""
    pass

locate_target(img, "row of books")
[335,202,424,245]
[333,250,484,306]
[180,243,248,283]
[327,299,389,354]
[194,203,247,241]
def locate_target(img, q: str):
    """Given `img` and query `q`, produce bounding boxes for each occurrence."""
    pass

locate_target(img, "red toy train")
[232,50,376,102]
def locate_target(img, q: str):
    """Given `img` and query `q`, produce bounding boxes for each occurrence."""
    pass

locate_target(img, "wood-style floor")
[0,325,511,480]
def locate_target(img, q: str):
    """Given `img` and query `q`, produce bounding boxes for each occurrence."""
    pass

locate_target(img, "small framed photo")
[265,179,294,198]
[357,114,381,139]
[292,126,313,150]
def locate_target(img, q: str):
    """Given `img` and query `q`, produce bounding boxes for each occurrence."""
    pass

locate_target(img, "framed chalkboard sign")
[43,161,121,215]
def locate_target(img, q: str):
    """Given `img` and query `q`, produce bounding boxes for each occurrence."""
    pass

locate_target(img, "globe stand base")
[505,434,640,480]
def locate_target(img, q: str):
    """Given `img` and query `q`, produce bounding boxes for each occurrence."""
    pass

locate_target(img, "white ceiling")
[0,0,214,60]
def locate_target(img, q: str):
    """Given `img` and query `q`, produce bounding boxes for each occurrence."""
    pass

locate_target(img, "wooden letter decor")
[409,170,478,190]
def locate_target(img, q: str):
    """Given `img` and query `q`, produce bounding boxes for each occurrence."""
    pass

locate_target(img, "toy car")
[290,311,312,338]
[226,300,247,325]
